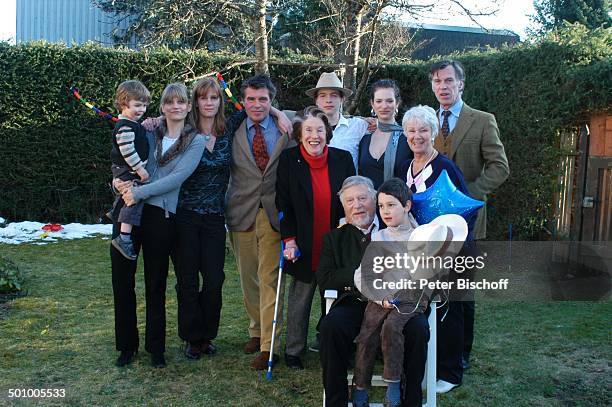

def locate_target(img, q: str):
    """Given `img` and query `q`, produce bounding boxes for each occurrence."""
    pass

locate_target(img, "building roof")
[403,22,519,37]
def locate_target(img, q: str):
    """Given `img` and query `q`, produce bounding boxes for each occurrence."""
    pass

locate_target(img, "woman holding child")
[275,106,355,370]
[111,83,205,369]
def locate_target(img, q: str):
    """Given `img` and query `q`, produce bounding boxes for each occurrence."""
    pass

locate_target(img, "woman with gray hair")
[399,105,469,199]
[399,104,476,394]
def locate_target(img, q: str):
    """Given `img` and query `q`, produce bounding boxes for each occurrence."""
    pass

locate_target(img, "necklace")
[203,133,216,153]
[407,150,437,191]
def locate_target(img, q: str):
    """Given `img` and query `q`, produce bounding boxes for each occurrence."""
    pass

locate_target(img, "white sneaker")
[436,380,459,394]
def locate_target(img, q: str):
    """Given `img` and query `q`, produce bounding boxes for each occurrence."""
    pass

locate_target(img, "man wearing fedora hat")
[305,72,369,169]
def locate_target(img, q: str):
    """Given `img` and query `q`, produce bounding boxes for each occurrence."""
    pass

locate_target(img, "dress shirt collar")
[247,114,272,131]
[336,114,349,128]
[339,214,380,234]
[439,98,463,119]
[358,216,380,235]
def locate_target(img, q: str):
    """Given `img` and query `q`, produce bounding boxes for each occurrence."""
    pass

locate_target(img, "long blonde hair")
[155,83,197,166]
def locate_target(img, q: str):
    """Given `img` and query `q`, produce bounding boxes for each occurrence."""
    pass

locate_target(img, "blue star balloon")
[411,170,484,225]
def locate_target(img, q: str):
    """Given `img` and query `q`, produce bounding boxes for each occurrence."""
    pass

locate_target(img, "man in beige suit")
[430,59,509,393]
[431,60,509,240]
[226,75,295,369]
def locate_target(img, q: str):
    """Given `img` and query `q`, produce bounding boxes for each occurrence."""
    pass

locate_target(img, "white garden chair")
[323,289,437,407]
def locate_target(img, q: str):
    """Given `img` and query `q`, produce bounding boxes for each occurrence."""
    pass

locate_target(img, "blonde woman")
[111,83,204,369]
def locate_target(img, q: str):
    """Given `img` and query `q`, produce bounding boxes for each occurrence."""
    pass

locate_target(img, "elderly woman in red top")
[275,106,355,369]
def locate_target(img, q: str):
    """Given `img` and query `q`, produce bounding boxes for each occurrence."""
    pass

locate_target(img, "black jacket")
[275,146,355,282]
[315,223,371,307]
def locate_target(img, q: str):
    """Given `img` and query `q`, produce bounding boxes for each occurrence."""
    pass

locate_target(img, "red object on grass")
[42,224,63,232]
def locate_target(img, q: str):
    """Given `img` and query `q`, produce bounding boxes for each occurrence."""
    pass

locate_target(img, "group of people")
[108,59,509,406]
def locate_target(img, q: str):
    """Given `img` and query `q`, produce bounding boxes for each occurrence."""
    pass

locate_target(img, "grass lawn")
[0,238,610,406]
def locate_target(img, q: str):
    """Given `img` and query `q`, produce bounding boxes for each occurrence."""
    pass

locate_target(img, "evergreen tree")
[531,0,611,35]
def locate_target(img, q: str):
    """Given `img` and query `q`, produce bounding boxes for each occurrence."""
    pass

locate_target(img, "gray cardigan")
[132,132,205,216]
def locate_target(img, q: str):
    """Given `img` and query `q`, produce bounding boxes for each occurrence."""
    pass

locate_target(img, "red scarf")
[300,145,331,272]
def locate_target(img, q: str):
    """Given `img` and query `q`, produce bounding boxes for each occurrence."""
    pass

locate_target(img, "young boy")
[352,177,417,407]
[352,178,467,407]
[110,80,151,260]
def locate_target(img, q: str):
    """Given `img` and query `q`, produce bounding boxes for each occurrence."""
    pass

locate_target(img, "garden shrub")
[0,256,23,294]
[0,25,610,239]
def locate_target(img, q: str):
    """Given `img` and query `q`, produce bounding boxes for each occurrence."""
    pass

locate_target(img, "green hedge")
[0,256,23,294]
[1,25,610,239]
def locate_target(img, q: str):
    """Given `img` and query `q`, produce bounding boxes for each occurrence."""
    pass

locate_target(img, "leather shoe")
[185,342,202,360]
[151,353,166,368]
[383,397,401,407]
[200,340,217,355]
[284,354,304,370]
[250,351,279,370]
[244,337,260,354]
[308,335,320,352]
[115,350,136,367]
[436,379,459,394]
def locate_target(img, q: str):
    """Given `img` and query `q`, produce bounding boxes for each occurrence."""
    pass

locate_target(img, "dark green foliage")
[531,0,611,35]
[344,25,612,240]
[0,256,22,293]
[0,25,610,240]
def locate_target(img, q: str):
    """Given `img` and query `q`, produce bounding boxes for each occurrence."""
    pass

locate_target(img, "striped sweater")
[110,117,149,173]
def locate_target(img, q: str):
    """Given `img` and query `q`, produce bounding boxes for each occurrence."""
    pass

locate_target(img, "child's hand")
[382,298,394,309]
[137,168,149,182]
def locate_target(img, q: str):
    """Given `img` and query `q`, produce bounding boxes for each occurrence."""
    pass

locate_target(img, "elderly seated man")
[316,175,430,407]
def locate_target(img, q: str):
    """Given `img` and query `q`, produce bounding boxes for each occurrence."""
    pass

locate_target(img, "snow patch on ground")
[0,221,111,245]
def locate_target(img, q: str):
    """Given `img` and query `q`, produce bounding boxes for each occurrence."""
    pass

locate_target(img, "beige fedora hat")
[305,72,353,98]
[408,214,468,257]
[427,214,468,244]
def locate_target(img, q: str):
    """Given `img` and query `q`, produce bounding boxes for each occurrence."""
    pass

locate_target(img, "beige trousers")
[230,208,284,352]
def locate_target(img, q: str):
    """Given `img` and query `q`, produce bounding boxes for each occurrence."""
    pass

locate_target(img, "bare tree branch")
[347,0,385,114]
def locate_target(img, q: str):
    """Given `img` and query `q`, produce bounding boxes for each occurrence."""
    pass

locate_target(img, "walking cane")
[266,238,285,381]
[266,212,299,380]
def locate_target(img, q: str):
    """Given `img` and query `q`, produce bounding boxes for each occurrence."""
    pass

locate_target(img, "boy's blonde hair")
[114,80,151,111]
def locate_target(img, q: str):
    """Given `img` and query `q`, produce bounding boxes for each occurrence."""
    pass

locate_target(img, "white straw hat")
[408,214,468,258]
[305,72,353,98]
